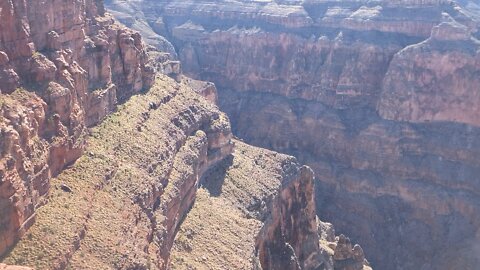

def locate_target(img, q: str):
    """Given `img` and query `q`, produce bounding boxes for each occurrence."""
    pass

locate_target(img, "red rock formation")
[178,30,399,109]
[0,0,153,256]
[256,166,322,269]
[1,74,354,270]
[1,74,235,268]
[169,139,369,270]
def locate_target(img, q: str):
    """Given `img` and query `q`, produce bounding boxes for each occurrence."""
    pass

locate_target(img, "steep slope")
[171,142,321,269]
[104,0,480,269]
[2,74,369,270]
[0,0,156,256]
[170,141,370,270]
[2,75,234,269]
[1,1,370,269]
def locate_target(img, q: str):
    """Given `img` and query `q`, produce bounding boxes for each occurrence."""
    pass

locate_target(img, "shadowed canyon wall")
[105,0,480,269]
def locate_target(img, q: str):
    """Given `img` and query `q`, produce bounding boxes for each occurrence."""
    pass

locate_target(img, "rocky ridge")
[170,141,370,270]
[2,75,235,269]
[0,0,159,256]
[104,0,480,269]
[1,0,369,269]
[1,74,369,269]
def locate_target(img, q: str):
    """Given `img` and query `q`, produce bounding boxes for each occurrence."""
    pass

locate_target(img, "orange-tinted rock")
[0,0,154,256]
[378,21,480,126]
[1,75,235,269]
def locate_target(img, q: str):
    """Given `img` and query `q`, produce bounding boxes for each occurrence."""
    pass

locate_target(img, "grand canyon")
[1,0,479,269]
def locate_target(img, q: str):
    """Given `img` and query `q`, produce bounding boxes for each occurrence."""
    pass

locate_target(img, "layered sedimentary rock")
[219,88,480,270]
[1,75,233,268]
[0,1,367,269]
[0,0,155,257]
[170,141,370,270]
[379,21,480,126]
[1,74,368,270]
[105,0,480,269]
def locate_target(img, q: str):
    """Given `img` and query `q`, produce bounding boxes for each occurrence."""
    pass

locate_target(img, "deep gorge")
[0,0,370,269]
[0,0,479,269]
[104,0,480,269]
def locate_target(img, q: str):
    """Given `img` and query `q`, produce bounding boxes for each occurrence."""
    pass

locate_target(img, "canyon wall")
[0,0,157,256]
[170,140,370,270]
[104,0,480,269]
[2,73,369,269]
[1,0,368,269]
[2,75,235,268]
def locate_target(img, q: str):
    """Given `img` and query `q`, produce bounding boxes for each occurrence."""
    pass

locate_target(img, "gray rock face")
[105,0,480,269]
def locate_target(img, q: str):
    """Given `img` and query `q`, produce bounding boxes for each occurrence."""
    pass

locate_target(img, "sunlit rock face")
[379,21,480,126]
[1,74,235,269]
[1,71,368,269]
[0,0,154,255]
[105,0,480,269]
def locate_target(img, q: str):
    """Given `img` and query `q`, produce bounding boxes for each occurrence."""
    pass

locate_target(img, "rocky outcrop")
[2,75,233,268]
[0,0,154,256]
[170,140,369,270]
[1,74,366,270]
[183,77,218,104]
[255,166,321,270]
[104,0,480,269]
[378,21,480,126]
[332,235,366,270]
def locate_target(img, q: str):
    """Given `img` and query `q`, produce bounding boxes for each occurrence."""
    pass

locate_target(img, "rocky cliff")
[170,140,370,270]
[1,73,369,269]
[0,0,157,256]
[104,0,480,269]
[2,74,234,269]
[1,0,368,269]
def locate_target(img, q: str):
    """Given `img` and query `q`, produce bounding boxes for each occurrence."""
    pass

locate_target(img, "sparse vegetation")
[32,51,41,58]
[169,141,292,269]
[1,75,231,269]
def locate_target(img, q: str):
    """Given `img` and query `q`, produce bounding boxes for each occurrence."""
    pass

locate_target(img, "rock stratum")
[1,72,369,270]
[104,0,480,269]
[0,0,369,269]
[0,0,154,256]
